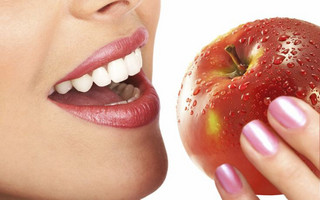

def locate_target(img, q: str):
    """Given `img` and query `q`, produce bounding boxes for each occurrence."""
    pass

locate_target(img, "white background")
[147,0,319,199]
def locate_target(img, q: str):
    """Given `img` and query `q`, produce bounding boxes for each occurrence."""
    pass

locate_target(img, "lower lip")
[50,72,160,128]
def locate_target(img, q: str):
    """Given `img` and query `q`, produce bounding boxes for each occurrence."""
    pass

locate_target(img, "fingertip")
[215,164,258,200]
[215,164,243,195]
[268,96,307,129]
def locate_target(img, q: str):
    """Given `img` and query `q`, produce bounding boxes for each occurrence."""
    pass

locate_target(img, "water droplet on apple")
[287,62,295,68]
[259,59,265,65]
[273,55,285,65]
[241,93,250,101]
[294,40,302,45]
[309,93,318,105]
[286,70,292,75]
[297,59,304,66]
[276,44,282,52]
[256,71,262,77]
[193,87,201,96]
[196,78,202,84]
[287,87,293,93]
[205,50,211,57]
[264,97,272,105]
[261,36,270,43]
[261,29,269,35]
[278,34,290,41]
[282,81,290,88]
[276,76,282,82]
[282,49,289,54]
[295,90,307,98]
[238,110,247,115]
[309,82,316,89]
[192,100,197,107]
[205,81,214,87]
[309,40,316,45]
[300,69,307,76]
[312,74,320,82]
[229,111,236,117]
[266,64,272,69]
[291,50,298,55]
[239,38,247,44]
[238,82,250,91]
[248,36,254,45]
[228,83,237,89]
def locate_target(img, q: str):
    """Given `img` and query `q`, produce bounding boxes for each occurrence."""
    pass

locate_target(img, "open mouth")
[49,48,142,106]
[48,28,160,128]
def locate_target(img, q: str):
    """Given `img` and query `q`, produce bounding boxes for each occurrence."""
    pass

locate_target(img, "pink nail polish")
[242,120,279,156]
[215,164,243,194]
[269,96,307,129]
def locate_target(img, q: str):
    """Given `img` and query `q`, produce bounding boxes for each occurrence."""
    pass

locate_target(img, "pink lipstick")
[48,27,160,128]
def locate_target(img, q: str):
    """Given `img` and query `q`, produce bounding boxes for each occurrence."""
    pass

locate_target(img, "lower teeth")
[105,82,141,106]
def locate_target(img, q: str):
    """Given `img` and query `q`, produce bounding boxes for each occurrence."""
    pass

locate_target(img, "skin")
[215,96,320,200]
[0,0,167,199]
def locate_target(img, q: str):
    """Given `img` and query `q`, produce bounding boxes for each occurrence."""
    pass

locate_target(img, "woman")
[0,0,167,199]
[0,1,318,199]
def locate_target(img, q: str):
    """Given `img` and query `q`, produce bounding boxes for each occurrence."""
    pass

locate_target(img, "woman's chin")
[49,118,168,200]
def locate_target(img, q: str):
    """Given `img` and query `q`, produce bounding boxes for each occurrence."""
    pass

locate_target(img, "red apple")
[177,18,320,194]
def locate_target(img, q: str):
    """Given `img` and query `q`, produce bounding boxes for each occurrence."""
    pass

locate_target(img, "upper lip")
[55,27,149,85]
[48,27,160,128]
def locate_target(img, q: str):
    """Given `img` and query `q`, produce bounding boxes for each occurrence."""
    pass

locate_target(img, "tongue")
[49,85,123,106]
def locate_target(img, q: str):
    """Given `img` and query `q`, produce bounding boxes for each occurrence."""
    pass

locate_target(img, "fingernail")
[242,120,279,156]
[215,164,243,194]
[269,96,307,129]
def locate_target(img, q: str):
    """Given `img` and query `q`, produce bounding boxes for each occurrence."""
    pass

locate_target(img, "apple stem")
[225,45,247,76]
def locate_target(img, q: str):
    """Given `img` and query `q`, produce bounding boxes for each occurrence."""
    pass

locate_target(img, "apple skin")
[177,18,320,195]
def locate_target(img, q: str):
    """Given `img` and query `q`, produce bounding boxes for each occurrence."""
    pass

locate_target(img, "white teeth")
[71,74,93,93]
[124,50,142,76]
[55,80,73,94]
[108,58,128,83]
[53,48,142,94]
[92,67,111,87]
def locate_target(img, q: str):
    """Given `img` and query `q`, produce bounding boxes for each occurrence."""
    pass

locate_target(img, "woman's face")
[0,0,167,199]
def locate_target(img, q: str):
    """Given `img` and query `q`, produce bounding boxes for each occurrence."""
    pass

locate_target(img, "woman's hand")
[214,96,320,200]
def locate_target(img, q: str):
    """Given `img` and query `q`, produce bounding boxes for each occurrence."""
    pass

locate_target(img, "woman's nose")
[69,0,142,21]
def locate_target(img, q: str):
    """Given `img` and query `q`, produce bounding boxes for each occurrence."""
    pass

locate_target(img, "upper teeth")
[54,48,143,94]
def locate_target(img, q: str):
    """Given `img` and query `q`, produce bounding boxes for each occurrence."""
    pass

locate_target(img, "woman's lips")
[57,27,149,84]
[49,27,160,128]
[50,72,160,128]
